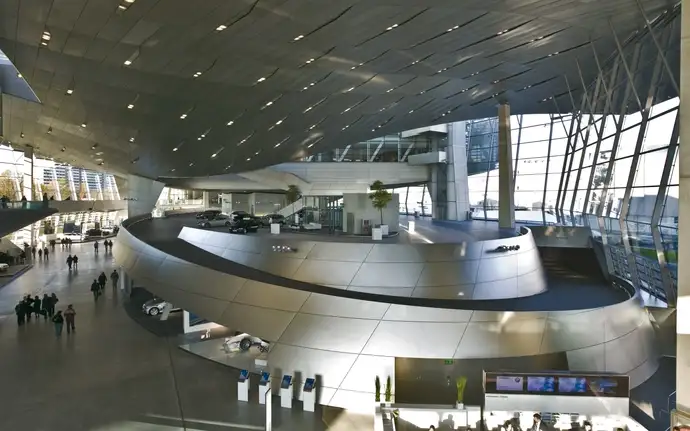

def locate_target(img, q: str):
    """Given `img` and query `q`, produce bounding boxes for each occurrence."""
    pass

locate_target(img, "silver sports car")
[221,333,270,353]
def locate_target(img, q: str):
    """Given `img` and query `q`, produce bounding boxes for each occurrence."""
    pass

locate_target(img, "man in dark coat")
[91,280,100,301]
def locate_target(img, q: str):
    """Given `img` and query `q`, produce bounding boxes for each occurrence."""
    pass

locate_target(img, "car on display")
[141,297,181,316]
[221,333,270,353]
[260,214,286,226]
[0,263,8,272]
[198,214,232,228]
[196,209,222,219]
[229,210,250,220]
[228,218,260,234]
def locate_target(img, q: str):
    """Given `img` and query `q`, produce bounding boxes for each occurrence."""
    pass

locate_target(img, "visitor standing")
[73,255,79,268]
[91,279,100,301]
[98,272,107,291]
[64,305,76,334]
[110,269,119,288]
[66,255,73,270]
[43,247,49,260]
[94,241,99,254]
[32,295,42,319]
[51,311,64,337]
[15,301,25,326]
[49,293,58,317]
[31,246,36,260]
[41,294,51,318]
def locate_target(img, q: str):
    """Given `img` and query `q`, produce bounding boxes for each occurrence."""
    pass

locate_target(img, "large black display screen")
[484,372,629,398]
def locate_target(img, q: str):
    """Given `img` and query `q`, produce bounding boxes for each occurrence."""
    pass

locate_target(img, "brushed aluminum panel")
[157,259,245,301]
[541,310,607,352]
[603,326,650,373]
[365,244,424,263]
[300,293,390,319]
[233,280,311,312]
[626,357,659,387]
[455,318,546,358]
[350,262,424,288]
[470,310,549,322]
[142,283,230,323]
[219,248,254,266]
[217,303,296,341]
[416,243,484,262]
[416,261,481,287]
[266,343,358,391]
[242,253,304,278]
[278,314,378,353]
[475,253,519,283]
[339,355,395,392]
[291,259,361,285]
[411,285,476,299]
[517,269,548,297]
[565,343,606,373]
[362,321,467,358]
[472,277,519,299]
[516,250,544,276]
[194,242,225,256]
[306,242,373,262]
[383,304,473,322]
[603,301,648,341]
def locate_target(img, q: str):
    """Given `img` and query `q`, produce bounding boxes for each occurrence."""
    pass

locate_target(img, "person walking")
[15,301,25,326]
[51,311,64,337]
[23,295,33,322]
[94,241,99,254]
[64,305,76,334]
[41,294,51,319]
[31,246,36,260]
[43,247,49,260]
[32,295,42,319]
[20,195,27,209]
[66,255,73,270]
[49,293,58,317]
[98,272,107,291]
[73,254,79,268]
[91,279,100,301]
[37,248,42,260]
[110,269,119,288]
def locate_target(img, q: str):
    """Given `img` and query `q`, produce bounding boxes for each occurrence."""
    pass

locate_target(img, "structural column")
[677,0,690,414]
[221,193,233,214]
[445,122,470,220]
[497,104,515,229]
[202,191,211,209]
[126,175,165,218]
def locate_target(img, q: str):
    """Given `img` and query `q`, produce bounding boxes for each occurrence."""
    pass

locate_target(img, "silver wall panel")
[347,286,415,297]
[517,269,548,296]
[472,277,519,300]
[217,303,296,341]
[306,243,373,262]
[350,263,424,288]
[625,357,660,388]
[365,244,424,263]
[115,224,660,412]
[416,243,484,262]
[233,280,311,312]
[299,293,390,320]
[362,321,467,358]
[291,259,362,285]
[416,261,481,287]
[411,285,476,299]
[475,254,519,283]
[516,250,544,276]
[383,304,473,322]
[278,314,378,353]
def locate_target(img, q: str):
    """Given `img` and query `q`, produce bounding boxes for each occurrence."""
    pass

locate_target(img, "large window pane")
[642,109,677,152]
[616,125,641,159]
[633,148,667,188]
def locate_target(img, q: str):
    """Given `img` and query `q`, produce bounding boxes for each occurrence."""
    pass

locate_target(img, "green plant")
[368,180,393,226]
[285,185,301,204]
[456,376,467,403]
[385,376,392,402]
[375,376,381,402]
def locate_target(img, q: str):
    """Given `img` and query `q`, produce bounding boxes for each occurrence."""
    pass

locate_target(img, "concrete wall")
[342,193,399,234]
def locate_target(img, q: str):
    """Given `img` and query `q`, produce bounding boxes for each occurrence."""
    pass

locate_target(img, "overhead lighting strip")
[290,5,354,43]
[349,49,390,70]
[354,9,428,47]
[449,20,534,53]
[341,96,370,114]
[298,47,335,69]
[407,12,488,48]
[396,54,434,73]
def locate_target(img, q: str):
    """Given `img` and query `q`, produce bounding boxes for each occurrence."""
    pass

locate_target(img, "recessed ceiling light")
[48,127,53,134]
[216,25,227,31]
[189,163,194,167]
[275,120,283,125]
[294,35,304,41]
[246,157,251,161]
[227,121,234,126]
[305,58,315,64]
[386,24,398,31]
[81,123,86,128]
[265,101,273,107]
[124,60,132,66]
[20,132,25,138]
[172,148,178,152]
[180,114,187,119]
[17,73,22,79]
[211,153,217,158]
[41,41,48,46]
[345,87,355,93]
[193,72,202,78]
[386,89,393,93]
[42,32,51,41]
[257,77,266,83]
[129,137,135,143]
[61,147,65,152]
[66,89,73,95]
[127,104,134,109]
[171,168,176,172]
[118,4,127,10]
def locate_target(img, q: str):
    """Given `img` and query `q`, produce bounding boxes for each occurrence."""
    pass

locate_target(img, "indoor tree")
[368,180,393,226]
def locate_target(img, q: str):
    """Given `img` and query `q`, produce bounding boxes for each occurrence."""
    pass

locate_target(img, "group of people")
[59,238,74,248]
[90,270,119,300]
[94,240,114,253]
[65,254,80,270]
[15,293,59,324]
[30,246,51,260]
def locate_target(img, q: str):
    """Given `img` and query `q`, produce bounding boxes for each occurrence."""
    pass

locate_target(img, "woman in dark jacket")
[32,295,42,319]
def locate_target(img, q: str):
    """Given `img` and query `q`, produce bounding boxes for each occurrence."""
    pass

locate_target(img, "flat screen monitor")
[281,375,292,389]
[239,369,249,382]
[588,378,618,395]
[495,376,525,391]
[527,376,555,392]
[304,378,315,392]
[558,377,586,393]
[259,372,270,385]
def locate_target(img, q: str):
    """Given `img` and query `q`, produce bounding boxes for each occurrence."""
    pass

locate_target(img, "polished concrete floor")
[0,243,361,430]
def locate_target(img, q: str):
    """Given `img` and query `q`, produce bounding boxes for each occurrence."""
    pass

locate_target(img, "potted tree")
[375,376,381,402]
[368,180,392,237]
[384,376,392,404]
[285,184,301,225]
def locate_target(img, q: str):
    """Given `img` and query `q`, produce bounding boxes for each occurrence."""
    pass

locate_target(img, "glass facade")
[301,134,433,162]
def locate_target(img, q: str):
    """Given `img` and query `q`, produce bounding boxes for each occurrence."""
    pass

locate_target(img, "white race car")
[221,333,270,353]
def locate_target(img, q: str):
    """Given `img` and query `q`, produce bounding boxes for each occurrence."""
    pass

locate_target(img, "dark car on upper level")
[260,214,286,226]
[228,217,260,234]
[196,209,222,219]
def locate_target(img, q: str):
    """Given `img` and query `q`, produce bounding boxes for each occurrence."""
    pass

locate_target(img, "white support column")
[446,122,470,220]
[95,174,104,200]
[66,167,77,200]
[221,193,233,214]
[110,175,121,200]
[497,104,515,229]
[52,167,62,201]
[202,191,210,209]
[126,175,165,218]
[249,193,256,215]
[80,169,91,200]
[677,0,690,414]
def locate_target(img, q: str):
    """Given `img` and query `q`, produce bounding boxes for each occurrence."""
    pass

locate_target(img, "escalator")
[538,245,608,283]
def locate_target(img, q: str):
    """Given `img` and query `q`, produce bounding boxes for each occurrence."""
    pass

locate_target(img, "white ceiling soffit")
[0,0,675,179]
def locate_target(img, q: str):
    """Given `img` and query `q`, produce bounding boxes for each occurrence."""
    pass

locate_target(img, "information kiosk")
[280,375,293,408]
[258,372,271,405]
[237,369,249,402]
[303,378,316,412]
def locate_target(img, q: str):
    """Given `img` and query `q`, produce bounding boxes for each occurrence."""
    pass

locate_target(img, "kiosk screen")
[239,369,249,382]
[527,376,555,392]
[281,375,292,389]
[304,378,316,392]
[259,372,270,385]
[558,377,586,393]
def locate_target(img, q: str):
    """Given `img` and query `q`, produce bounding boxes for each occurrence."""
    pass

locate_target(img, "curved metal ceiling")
[0,0,676,179]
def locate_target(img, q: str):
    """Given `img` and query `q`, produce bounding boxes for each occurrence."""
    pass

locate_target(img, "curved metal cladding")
[115,225,659,410]
[177,226,547,300]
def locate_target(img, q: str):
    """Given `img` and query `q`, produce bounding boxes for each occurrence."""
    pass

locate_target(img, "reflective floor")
[0,242,358,430]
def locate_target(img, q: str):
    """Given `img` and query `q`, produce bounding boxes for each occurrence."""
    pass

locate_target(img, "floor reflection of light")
[397,410,440,429]
[398,223,433,243]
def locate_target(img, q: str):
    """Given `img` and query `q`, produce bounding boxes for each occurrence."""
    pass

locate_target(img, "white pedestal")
[270,223,280,234]
[372,228,383,241]
[237,379,249,402]
[408,221,415,233]
[303,388,316,412]
[259,381,271,405]
[280,387,292,408]
[381,225,389,236]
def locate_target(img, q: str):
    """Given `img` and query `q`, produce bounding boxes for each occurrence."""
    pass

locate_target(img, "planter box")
[380,225,389,236]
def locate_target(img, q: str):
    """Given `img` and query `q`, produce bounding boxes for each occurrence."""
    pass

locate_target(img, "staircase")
[277,199,305,218]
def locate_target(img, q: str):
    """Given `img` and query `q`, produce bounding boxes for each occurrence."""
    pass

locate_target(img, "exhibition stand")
[237,369,249,402]
[258,372,271,405]
[303,378,316,412]
[280,375,293,408]
[372,227,383,241]
[270,223,280,234]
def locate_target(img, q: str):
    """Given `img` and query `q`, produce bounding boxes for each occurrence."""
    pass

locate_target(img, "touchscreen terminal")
[239,369,249,382]
[281,375,292,389]
[303,378,316,392]
[259,372,270,385]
